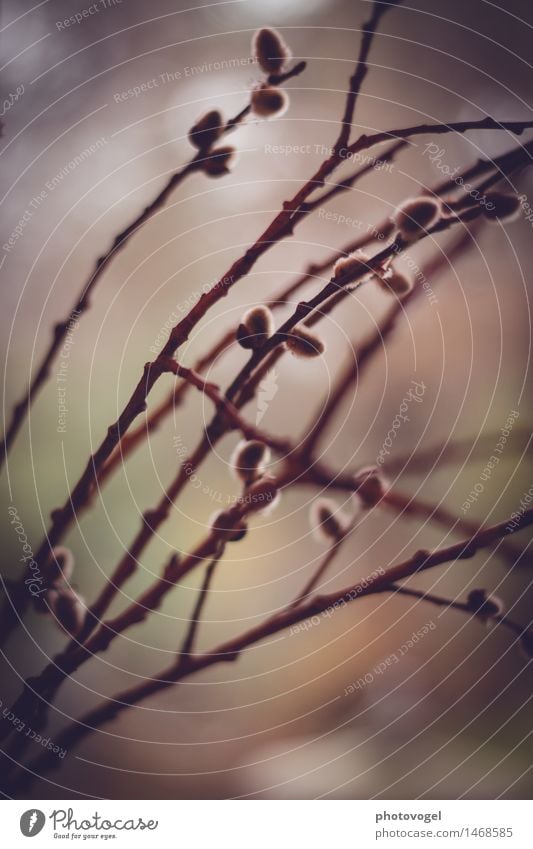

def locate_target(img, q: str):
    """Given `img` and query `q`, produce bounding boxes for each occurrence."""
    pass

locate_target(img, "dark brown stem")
[0,63,305,474]
[386,584,528,640]
[6,119,528,656]
[382,489,533,570]
[289,531,352,609]
[177,547,224,662]
[69,196,494,650]
[0,9,403,648]
[348,117,533,155]
[333,0,404,153]
[11,508,533,794]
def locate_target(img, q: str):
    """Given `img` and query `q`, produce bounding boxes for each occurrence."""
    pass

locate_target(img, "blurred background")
[1,0,532,799]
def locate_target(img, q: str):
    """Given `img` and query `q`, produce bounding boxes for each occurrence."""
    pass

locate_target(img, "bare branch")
[10,508,533,794]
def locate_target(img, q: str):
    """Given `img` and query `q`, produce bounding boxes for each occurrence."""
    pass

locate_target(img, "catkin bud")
[209,510,248,541]
[483,192,521,223]
[236,305,274,349]
[230,439,271,484]
[353,465,389,507]
[466,588,504,624]
[376,268,413,296]
[48,587,86,636]
[203,145,237,177]
[188,109,224,150]
[252,27,291,75]
[333,250,372,289]
[251,85,289,118]
[310,498,348,542]
[285,325,326,358]
[245,475,280,514]
[45,546,74,585]
[394,197,441,241]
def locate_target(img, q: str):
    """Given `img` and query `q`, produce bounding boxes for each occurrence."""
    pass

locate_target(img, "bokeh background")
[1,0,532,799]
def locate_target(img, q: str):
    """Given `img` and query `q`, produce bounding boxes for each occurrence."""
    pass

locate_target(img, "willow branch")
[387,584,529,640]
[0,6,400,651]
[103,196,496,642]
[349,117,533,157]
[334,0,404,152]
[23,122,533,597]
[0,63,306,473]
[289,524,356,610]
[382,489,533,570]
[177,546,224,662]
[11,508,533,794]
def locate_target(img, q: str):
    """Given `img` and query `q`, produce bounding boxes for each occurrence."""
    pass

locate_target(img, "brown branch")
[232,135,530,419]
[305,142,408,211]
[10,508,533,794]
[4,49,533,785]
[0,63,306,472]
[382,489,533,570]
[0,7,403,649]
[349,117,533,156]
[0,162,513,691]
[75,364,290,644]
[386,584,528,640]
[159,358,289,448]
[96,247,347,491]
[334,1,404,152]
[0,468,291,756]
[69,192,502,650]
[288,526,355,610]
[15,121,531,630]
[224,202,497,422]
[177,546,224,663]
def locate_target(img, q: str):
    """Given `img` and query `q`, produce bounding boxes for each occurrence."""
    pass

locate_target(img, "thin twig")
[347,117,533,156]
[386,584,529,640]
[382,489,533,570]
[0,64,306,473]
[333,0,404,153]
[0,4,401,648]
[289,525,356,610]
[177,546,224,662]
[11,120,529,633]
[81,202,487,641]
[10,508,533,794]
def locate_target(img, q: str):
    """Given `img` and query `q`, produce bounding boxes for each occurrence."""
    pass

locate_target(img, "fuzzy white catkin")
[252,28,291,75]
[353,465,389,507]
[310,498,349,541]
[203,146,237,177]
[236,305,274,349]
[285,325,326,358]
[333,250,372,288]
[48,587,86,636]
[230,439,270,483]
[394,197,441,241]
[251,86,289,118]
[466,588,504,624]
[376,268,413,296]
[46,545,74,584]
[188,109,224,149]
[483,192,521,223]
